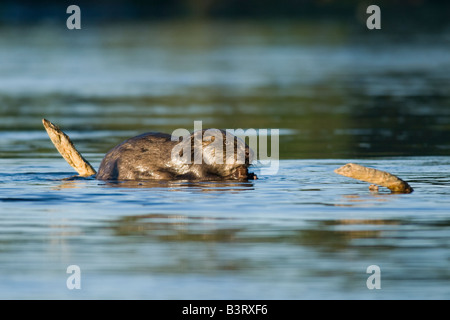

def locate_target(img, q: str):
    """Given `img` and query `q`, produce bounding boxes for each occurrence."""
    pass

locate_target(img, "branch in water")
[334,163,413,194]
[42,119,97,177]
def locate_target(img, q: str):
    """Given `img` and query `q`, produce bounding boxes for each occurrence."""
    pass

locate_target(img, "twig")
[334,163,413,193]
[42,119,96,177]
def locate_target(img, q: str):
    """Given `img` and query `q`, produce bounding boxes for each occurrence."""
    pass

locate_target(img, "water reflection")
[53,175,256,193]
[111,213,239,242]
[333,192,397,207]
[109,212,400,247]
[296,219,402,250]
[102,180,255,190]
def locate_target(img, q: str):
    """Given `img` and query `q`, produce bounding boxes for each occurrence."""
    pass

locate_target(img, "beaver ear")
[202,129,223,147]
[202,135,216,147]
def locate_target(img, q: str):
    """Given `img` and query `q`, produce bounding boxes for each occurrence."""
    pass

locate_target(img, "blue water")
[0,157,449,299]
[0,21,449,299]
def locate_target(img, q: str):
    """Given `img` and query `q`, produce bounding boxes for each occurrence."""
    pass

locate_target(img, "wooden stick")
[42,119,97,177]
[334,163,413,193]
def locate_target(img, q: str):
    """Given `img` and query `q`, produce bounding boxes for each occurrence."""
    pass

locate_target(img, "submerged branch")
[42,119,97,177]
[334,163,413,194]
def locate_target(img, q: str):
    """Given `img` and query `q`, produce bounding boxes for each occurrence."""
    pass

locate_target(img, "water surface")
[0,21,449,299]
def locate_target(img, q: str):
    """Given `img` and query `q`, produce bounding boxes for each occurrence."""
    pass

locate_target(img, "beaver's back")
[96,132,177,180]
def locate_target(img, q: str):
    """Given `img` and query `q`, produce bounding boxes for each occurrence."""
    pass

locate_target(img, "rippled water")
[1,157,449,299]
[0,21,449,299]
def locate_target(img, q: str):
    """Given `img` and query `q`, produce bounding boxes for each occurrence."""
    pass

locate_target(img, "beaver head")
[171,129,255,180]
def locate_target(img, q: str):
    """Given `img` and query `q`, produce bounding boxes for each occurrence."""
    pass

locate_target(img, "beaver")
[96,129,255,180]
[42,119,257,181]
